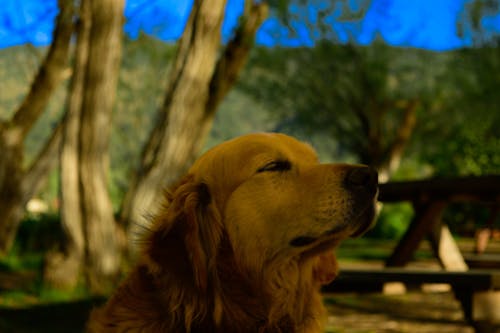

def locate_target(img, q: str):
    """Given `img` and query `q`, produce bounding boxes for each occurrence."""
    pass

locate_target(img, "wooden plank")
[386,201,446,267]
[465,254,500,269]
[378,175,500,203]
[324,268,500,331]
[428,224,468,271]
[322,268,500,293]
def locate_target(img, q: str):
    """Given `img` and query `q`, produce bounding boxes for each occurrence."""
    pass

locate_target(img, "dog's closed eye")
[257,160,291,173]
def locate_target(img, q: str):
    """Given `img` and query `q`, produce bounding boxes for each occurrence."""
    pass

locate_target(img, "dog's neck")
[205,241,325,332]
[96,244,324,332]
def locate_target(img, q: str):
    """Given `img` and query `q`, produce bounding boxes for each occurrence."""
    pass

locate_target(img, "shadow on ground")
[0,298,104,333]
[0,292,475,333]
[324,291,475,333]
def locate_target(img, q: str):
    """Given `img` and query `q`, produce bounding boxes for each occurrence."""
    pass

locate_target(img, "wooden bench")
[323,268,500,333]
[465,253,500,269]
[379,176,500,270]
[323,176,500,332]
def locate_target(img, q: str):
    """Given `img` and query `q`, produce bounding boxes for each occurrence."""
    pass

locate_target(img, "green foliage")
[414,45,500,176]
[458,0,500,45]
[242,41,499,181]
[267,0,372,43]
[240,42,448,168]
[0,250,43,276]
[337,238,394,261]
[0,213,93,310]
[366,203,414,239]
[37,283,92,303]
[443,202,492,235]
[110,35,176,207]
[0,45,45,118]
[204,89,277,150]
[422,120,499,176]
[15,213,63,254]
[0,214,61,299]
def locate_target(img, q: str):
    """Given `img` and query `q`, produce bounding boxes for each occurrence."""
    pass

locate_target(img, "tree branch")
[380,99,419,182]
[21,121,63,204]
[206,1,269,115]
[11,0,74,138]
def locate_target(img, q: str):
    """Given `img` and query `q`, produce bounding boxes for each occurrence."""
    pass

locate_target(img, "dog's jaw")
[350,187,379,238]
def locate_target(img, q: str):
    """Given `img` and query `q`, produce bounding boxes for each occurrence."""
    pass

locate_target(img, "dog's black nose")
[345,166,378,191]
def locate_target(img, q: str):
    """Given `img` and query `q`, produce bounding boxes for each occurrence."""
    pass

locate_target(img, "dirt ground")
[321,237,500,333]
[0,291,475,333]
[323,291,475,333]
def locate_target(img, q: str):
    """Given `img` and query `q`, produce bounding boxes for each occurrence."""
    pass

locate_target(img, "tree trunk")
[377,100,418,183]
[121,0,267,242]
[120,0,228,236]
[44,0,91,290]
[355,99,418,184]
[0,0,73,255]
[0,127,24,255]
[79,0,124,294]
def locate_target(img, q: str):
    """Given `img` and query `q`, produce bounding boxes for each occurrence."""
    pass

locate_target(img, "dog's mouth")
[290,194,378,253]
[349,197,377,238]
[290,235,318,247]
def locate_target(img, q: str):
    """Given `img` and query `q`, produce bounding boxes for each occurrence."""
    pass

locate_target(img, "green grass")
[0,256,92,307]
[0,213,93,307]
[337,238,435,262]
[0,250,43,272]
[337,239,393,261]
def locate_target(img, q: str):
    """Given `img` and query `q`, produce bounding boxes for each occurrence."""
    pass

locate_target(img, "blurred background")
[0,0,499,332]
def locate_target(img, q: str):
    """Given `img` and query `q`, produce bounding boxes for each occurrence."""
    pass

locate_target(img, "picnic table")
[324,175,500,333]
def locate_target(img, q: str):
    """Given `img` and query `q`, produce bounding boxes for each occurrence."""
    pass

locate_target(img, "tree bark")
[120,0,228,235]
[206,2,269,115]
[44,0,91,290]
[79,0,124,294]
[121,0,267,242]
[0,127,24,255]
[0,0,73,255]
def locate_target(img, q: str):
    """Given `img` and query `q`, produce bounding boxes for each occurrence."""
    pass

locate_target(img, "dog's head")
[143,133,378,290]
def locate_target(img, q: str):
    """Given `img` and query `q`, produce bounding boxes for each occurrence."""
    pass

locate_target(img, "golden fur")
[88,133,378,333]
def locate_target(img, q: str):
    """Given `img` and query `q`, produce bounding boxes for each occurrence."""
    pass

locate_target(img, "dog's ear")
[313,251,338,285]
[143,175,223,292]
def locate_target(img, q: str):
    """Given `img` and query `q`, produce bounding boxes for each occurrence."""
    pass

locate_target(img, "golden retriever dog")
[88,133,378,333]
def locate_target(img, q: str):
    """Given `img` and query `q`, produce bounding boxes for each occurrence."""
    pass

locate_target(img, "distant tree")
[241,42,441,182]
[457,0,500,46]
[238,0,428,181]
[0,0,73,254]
[268,0,372,41]
[120,0,268,239]
[416,43,500,176]
[44,0,125,294]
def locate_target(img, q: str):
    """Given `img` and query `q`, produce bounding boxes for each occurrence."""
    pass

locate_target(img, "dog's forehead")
[187,133,319,206]
[190,133,318,180]
[200,133,317,166]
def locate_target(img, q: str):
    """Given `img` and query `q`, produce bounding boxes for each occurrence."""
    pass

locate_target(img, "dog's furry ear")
[313,251,338,285]
[143,175,223,291]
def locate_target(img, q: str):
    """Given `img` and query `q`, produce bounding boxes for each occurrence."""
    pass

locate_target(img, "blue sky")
[0,0,499,51]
